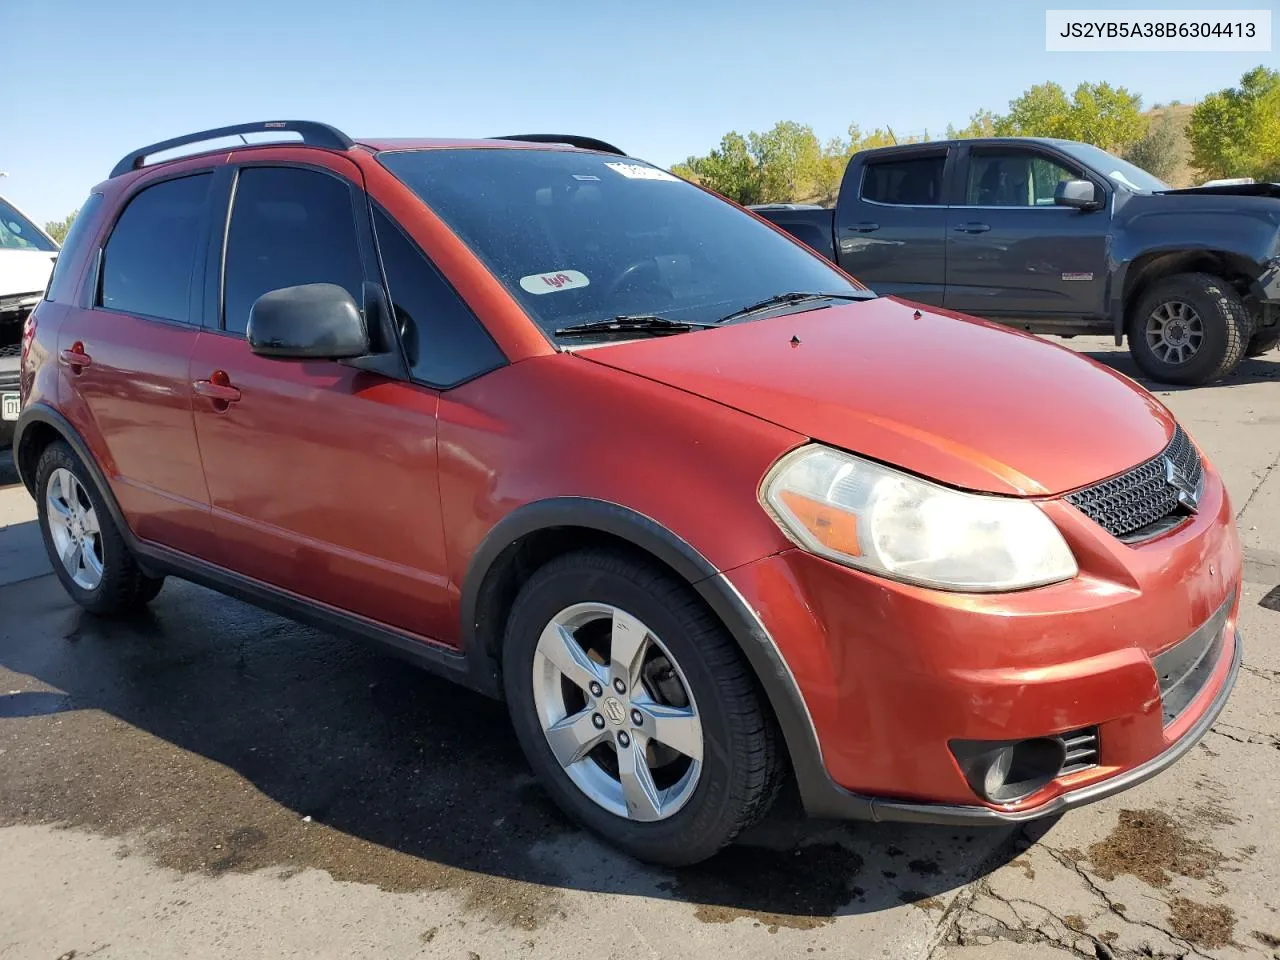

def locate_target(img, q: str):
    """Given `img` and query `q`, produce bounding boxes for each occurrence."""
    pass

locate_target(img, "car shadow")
[0,570,1042,926]
[1077,347,1280,391]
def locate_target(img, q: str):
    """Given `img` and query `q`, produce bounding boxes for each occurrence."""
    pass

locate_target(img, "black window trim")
[367,199,509,391]
[90,169,217,330]
[855,147,954,209]
[953,142,1109,211]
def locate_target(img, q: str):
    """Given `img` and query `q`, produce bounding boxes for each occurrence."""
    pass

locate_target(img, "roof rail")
[492,134,626,156]
[109,120,354,179]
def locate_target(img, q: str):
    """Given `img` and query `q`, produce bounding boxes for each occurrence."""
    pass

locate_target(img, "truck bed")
[750,207,836,262]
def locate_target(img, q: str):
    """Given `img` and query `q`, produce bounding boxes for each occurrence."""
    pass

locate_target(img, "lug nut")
[589,681,603,697]
[631,709,643,726]
[617,731,630,748]
[591,713,605,730]
[613,679,626,694]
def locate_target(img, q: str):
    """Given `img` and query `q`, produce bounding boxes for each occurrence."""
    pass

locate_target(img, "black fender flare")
[457,497,853,817]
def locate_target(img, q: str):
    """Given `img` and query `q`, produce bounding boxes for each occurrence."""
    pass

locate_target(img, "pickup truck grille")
[1065,425,1202,542]
[0,343,21,359]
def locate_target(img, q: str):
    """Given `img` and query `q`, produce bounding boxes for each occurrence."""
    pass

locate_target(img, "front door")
[56,171,213,554]
[944,146,1109,321]
[189,160,452,642]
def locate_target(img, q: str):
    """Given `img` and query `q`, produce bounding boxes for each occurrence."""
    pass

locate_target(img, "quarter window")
[964,153,1079,207]
[100,174,211,323]
[222,167,364,335]
[46,193,105,303]
[372,208,505,387]
[861,156,946,206]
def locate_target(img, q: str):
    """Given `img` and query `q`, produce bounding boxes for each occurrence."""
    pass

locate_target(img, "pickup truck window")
[378,148,860,340]
[1055,142,1170,193]
[964,153,1076,207]
[861,156,946,206]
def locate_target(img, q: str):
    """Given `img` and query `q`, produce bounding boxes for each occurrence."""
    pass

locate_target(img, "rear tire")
[1127,273,1251,385]
[502,548,784,865]
[35,441,164,616]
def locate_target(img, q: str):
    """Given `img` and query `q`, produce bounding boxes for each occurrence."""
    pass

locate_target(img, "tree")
[747,121,823,203]
[45,210,78,245]
[994,81,1145,151]
[946,110,998,139]
[672,132,763,205]
[1123,113,1182,181]
[1187,66,1280,181]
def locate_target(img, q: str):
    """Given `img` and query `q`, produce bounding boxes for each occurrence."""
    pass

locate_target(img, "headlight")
[761,445,1078,592]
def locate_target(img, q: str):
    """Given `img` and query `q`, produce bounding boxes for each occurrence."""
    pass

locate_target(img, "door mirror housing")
[247,283,369,360]
[1055,179,1101,210]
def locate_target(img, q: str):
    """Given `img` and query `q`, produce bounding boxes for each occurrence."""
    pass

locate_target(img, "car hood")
[0,250,57,300]
[579,297,1174,496]
[1157,182,1280,199]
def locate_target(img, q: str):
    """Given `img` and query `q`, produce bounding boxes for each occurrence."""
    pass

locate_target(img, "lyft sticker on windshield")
[605,162,680,182]
[519,269,591,294]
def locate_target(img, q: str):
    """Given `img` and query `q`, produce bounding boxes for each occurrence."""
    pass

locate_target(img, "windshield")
[1056,142,1170,193]
[0,198,57,252]
[377,149,864,341]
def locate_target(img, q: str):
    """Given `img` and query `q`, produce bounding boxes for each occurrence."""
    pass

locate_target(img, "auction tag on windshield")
[604,162,680,182]
[519,269,591,294]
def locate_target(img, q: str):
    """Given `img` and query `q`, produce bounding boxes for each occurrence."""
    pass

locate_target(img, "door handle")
[59,342,92,371]
[846,222,880,233]
[193,370,241,408]
[953,222,991,234]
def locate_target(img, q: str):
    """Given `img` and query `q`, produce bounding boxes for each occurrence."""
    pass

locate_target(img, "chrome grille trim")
[1065,424,1203,542]
[1059,727,1099,775]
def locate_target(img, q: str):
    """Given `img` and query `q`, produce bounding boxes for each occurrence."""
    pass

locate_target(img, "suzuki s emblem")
[1164,457,1199,512]
[603,697,627,725]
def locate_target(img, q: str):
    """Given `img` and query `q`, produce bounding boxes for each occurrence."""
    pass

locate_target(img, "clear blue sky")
[3,0,1272,224]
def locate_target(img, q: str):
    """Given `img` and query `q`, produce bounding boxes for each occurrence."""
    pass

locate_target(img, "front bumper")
[723,452,1242,823]
[0,369,18,449]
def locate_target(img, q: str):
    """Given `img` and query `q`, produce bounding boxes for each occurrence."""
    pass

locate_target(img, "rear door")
[55,171,213,554]
[833,148,950,304]
[188,156,458,642]
[944,144,1109,321]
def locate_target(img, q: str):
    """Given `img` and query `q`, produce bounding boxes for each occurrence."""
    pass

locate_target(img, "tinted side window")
[100,174,211,323]
[965,152,1078,207]
[372,208,505,387]
[47,192,105,303]
[223,167,364,335]
[861,156,946,206]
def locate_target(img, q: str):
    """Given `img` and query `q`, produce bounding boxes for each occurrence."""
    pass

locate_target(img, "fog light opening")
[953,736,1069,805]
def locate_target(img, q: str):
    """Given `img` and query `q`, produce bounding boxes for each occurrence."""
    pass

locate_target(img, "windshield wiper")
[717,290,875,324]
[554,315,716,338]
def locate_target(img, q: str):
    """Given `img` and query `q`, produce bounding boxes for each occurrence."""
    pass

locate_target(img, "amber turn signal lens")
[778,489,861,557]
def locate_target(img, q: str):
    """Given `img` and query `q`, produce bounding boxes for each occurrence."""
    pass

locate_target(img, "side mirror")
[247,283,369,360]
[1055,179,1100,210]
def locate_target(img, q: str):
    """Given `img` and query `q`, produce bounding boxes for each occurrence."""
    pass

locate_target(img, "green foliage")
[45,209,78,245]
[946,110,998,139]
[995,81,1146,150]
[1123,113,1182,181]
[1187,66,1280,181]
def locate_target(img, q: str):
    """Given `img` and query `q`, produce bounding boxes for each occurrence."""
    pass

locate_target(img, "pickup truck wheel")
[1128,273,1251,385]
[35,440,164,616]
[502,548,784,865]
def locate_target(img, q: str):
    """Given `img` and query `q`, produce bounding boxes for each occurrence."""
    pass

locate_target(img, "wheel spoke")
[47,492,73,522]
[81,506,100,535]
[61,538,82,574]
[634,699,703,762]
[608,608,649,691]
[537,621,604,693]
[544,707,610,767]
[616,734,664,821]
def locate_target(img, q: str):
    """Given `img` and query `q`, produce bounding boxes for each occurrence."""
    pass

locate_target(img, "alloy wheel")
[45,467,105,591]
[531,602,703,822]
[1145,300,1204,365]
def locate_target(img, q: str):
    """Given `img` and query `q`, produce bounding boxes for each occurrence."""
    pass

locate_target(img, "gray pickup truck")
[752,137,1280,385]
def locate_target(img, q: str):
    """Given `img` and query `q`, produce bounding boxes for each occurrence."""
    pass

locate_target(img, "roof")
[855,136,1083,155]
[355,137,602,153]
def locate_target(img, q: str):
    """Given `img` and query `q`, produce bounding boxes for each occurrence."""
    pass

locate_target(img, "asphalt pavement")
[1,338,1277,960]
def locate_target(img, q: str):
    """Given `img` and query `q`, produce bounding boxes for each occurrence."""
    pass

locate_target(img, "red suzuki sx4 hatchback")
[14,122,1241,865]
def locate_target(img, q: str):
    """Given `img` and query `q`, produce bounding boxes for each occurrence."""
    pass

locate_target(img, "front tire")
[502,548,783,865]
[1127,273,1251,385]
[35,441,164,615]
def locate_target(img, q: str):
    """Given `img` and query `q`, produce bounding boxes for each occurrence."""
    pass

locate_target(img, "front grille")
[1065,424,1203,542]
[0,343,21,359]
[1058,727,1100,775]
[1154,591,1232,726]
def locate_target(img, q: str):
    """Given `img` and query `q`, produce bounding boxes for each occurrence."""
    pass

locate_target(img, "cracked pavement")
[1,338,1278,959]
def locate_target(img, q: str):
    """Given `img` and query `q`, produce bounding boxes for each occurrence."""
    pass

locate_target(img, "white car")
[1,195,57,446]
